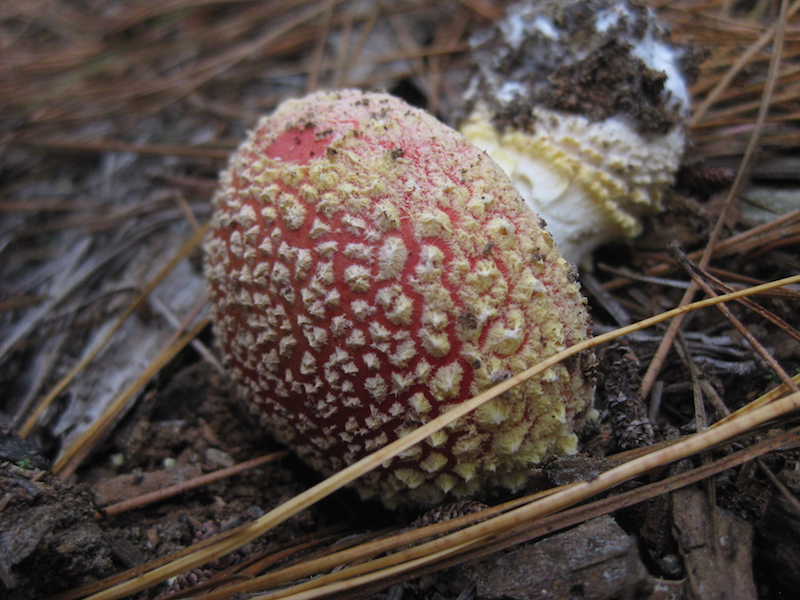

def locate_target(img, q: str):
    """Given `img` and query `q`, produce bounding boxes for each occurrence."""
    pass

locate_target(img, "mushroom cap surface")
[205,89,596,507]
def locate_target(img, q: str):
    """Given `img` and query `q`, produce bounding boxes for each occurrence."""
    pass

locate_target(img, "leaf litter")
[0,1,799,599]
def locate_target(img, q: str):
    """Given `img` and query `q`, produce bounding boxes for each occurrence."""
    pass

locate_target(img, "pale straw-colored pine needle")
[689,0,800,127]
[18,222,211,438]
[6,2,798,599]
[602,208,800,292]
[251,414,800,600]
[715,371,800,426]
[99,421,799,600]
[52,315,212,481]
[87,388,800,600]
[671,245,799,392]
[58,273,800,600]
[640,0,792,399]
[99,451,287,518]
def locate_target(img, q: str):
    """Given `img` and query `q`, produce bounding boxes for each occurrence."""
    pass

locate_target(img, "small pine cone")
[598,344,657,451]
[412,500,490,529]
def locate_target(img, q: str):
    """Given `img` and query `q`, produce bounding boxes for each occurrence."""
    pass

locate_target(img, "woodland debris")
[461,515,651,600]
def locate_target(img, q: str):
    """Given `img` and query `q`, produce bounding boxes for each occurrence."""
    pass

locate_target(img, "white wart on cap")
[205,89,596,507]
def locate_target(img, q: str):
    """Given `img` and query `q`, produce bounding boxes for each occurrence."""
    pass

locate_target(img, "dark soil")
[4,321,800,599]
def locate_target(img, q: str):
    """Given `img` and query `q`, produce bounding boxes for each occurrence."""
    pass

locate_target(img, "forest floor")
[1,1,799,599]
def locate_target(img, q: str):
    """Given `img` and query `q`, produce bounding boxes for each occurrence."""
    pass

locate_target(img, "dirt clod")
[0,460,115,599]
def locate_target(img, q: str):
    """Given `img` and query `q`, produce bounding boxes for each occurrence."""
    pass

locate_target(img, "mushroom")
[459,0,696,267]
[204,89,596,507]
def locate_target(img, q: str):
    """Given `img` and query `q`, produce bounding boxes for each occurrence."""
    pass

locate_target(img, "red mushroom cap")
[204,89,596,507]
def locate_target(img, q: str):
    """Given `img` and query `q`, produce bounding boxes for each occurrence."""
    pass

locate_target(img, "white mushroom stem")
[460,0,696,268]
[461,105,687,265]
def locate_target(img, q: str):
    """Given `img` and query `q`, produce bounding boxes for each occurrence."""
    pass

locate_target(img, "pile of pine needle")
[1,1,799,599]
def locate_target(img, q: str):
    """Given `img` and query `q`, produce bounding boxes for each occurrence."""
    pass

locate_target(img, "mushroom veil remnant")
[460,0,697,267]
[204,89,596,507]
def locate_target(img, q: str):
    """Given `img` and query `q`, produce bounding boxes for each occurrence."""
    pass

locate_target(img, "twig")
[601,209,800,293]
[248,429,800,600]
[99,452,287,517]
[689,0,800,127]
[53,316,212,481]
[54,274,800,600]
[670,243,799,393]
[17,223,210,438]
[640,0,791,399]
